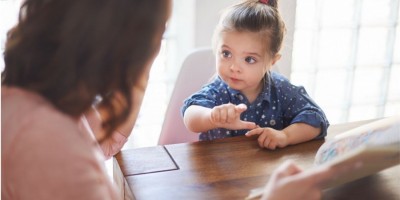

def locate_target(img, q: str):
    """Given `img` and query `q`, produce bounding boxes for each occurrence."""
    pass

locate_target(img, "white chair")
[158,48,216,145]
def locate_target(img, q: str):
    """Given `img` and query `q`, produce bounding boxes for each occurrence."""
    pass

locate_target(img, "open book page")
[314,116,400,165]
[246,116,400,200]
[317,141,399,189]
[313,116,400,189]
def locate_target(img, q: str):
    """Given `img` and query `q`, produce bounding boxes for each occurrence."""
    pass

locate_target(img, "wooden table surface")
[115,119,400,200]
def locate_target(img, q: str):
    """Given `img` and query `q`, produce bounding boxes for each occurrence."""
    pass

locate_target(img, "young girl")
[182,0,329,150]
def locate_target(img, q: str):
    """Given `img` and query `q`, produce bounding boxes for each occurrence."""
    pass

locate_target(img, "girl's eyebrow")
[221,44,231,49]
[244,51,262,58]
[221,44,262,57]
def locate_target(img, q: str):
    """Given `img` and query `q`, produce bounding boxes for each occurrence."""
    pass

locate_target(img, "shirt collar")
[218,75,272,103]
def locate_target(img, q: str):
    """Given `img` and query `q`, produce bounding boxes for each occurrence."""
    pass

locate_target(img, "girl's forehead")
[218,31,267,54]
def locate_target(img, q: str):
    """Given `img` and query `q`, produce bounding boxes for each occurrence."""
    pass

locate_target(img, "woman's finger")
[273,160,303,178]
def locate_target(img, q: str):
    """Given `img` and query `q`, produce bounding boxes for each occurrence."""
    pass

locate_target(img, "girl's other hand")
[245,127,288,149]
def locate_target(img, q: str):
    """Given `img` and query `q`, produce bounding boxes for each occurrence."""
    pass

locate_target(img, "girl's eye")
[245,56,256,64]
[221,50,232,58]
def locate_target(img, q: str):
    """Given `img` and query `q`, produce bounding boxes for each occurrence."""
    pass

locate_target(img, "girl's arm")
[183,105,217,133]
[282,123,321,145]
[183,104,257,133]
[246,123,320,149]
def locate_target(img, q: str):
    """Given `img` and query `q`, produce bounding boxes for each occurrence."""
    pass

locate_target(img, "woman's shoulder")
[2,86,92,158]
[2,87,75,134]
[2,87,117,199]
[2,86,102,167]
[2,86,94,149]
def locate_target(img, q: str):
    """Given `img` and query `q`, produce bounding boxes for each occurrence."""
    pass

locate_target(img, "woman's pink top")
[1,87,120,200]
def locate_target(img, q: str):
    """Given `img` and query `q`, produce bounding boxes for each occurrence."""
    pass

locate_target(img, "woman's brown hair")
[2,0,170,139]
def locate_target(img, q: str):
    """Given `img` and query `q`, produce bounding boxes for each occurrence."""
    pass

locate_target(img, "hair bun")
[259,0,278,8]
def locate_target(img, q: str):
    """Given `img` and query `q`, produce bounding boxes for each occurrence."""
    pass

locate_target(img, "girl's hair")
[2,0,170,140]
[213,0,286,56]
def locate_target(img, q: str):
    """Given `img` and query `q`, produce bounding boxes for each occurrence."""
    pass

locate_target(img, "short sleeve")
[181,84,220,116]
[290,108,329,139]
[283,85,329,139]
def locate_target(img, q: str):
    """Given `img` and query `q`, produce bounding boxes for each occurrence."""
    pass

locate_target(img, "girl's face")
[215,31,280,98]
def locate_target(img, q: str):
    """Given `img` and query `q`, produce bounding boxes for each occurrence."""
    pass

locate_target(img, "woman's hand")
[261,160,333,200]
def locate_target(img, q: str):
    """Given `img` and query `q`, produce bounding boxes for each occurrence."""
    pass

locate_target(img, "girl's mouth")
[230,77,241,82]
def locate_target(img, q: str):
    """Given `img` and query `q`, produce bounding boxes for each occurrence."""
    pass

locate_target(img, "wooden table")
[114,119,400,200]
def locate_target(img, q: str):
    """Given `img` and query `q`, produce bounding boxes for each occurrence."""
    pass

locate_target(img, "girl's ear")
[271,54,282,65]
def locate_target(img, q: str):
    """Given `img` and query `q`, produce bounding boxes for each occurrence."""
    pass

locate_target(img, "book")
[246,116,400,200]
[313,115,400,188]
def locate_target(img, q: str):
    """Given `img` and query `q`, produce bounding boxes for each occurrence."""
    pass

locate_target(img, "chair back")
[158,48,216,145]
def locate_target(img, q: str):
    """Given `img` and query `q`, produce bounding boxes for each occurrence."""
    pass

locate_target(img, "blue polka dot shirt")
[181,71,329,141]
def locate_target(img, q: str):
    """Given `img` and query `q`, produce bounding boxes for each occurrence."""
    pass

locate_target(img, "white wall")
[277,0,296,78]
[194,0,237,48]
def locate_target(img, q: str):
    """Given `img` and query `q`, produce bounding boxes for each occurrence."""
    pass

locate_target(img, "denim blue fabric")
[181,71,329,141]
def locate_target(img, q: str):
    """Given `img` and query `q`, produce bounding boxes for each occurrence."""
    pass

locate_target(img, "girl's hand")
[210,103,256,130]
[245,127,288,149]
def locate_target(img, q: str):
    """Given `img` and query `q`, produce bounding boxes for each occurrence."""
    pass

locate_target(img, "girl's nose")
[229,62,241,73]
